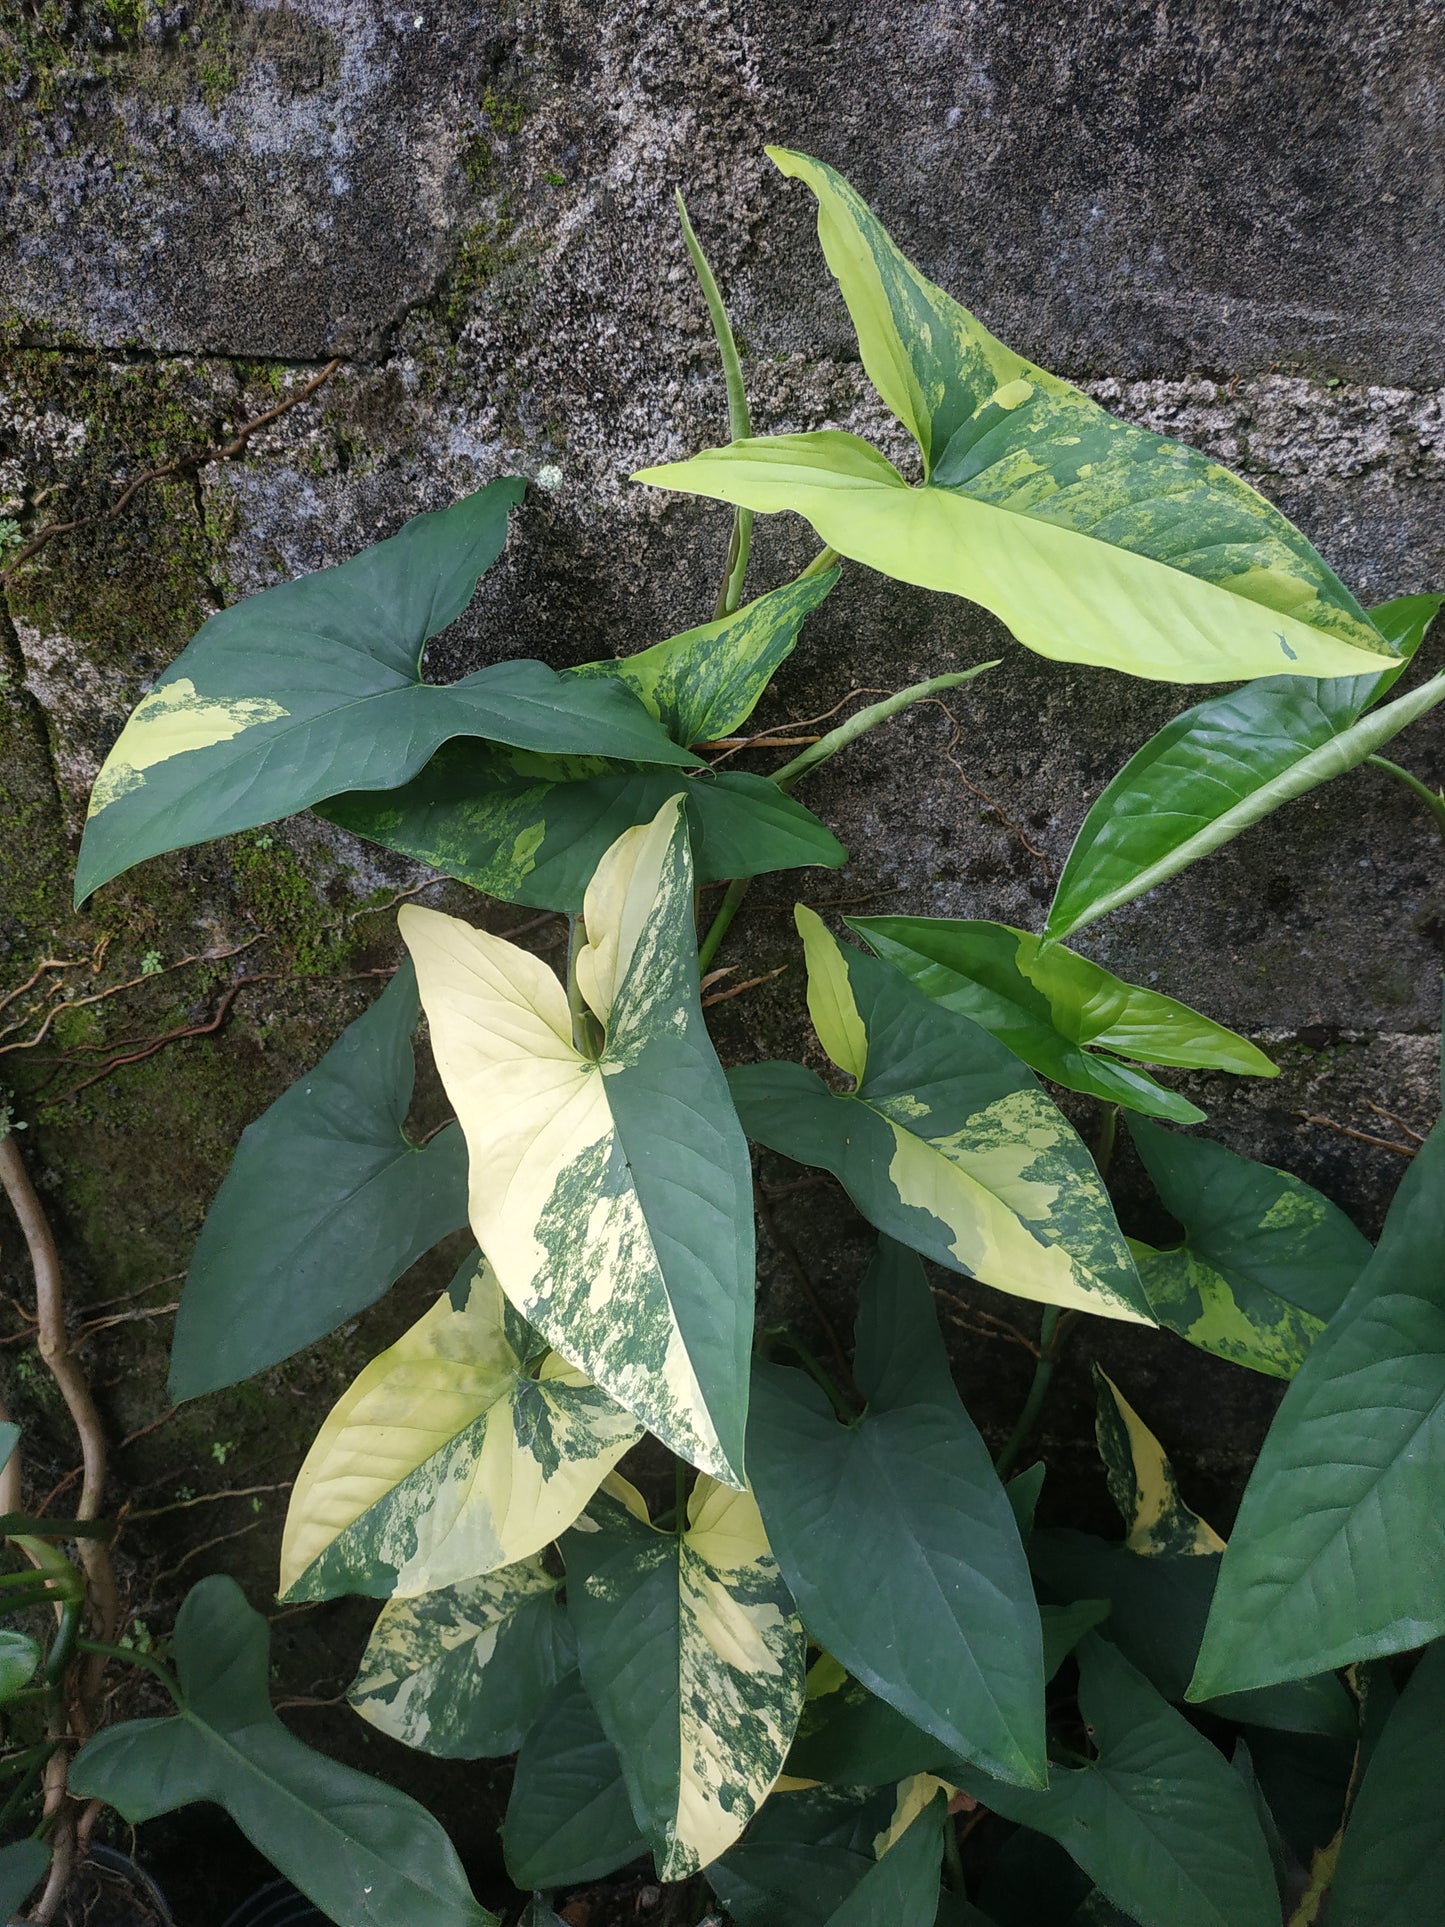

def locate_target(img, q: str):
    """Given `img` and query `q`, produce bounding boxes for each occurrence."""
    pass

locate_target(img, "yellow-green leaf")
[279,1260,641,1601]
[635,153,1395,687]
[564,1479,806,1878]
[1093,1366,1225,1559]
[796,904,867,1082]
[401,796,754,1484]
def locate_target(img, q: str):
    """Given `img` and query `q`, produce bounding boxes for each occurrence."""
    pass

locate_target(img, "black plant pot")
[58,1845,173,1926]
[218,1881,326,1927]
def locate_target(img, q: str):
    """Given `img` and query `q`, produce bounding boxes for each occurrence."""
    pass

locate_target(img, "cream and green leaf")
[1092,1367,1226,1560]
[563,1478,806,1879]
[279,1259,641,1602]
[350,1558,575,1759]
[635,151,1397,685]
[320,573,846,913]
[76,480,695,902]
[401,796,754,1485]
[1127,1118,1371,1378]
[728,908,1152,1323]
[853,915,1275,1125]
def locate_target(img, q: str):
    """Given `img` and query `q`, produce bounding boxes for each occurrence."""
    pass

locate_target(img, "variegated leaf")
[1093,1366,1226,1559]
[636,154,1395,687]
[75,480,695,902]
[350,1558,574,1758]
[279,1258,641,1601]
[729,908,1151,1323]
[1127,1117,1371,1379]
[566,571,838,744]
[564,1479,806,1879]
[401,796,754,1484]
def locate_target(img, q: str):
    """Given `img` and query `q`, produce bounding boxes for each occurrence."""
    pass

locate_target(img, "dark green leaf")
[1045,595,1443,941]
[1006,1463,1045,1539]
[322,751,844,913]
[1127,1118,1371,1377]
[709,1786,893,1927]
[0,1840,50,1921]
[76,481,695,901]
[169,962,468,1398]
[729,922,1151,1326]
[953,1637,1279,1927]
[1320,1644,1445,1925]
[977,1828,1093,1927]
[69,1576,492,1927]
[825,1792,946,1926]
[1232,1740,1293,1912]
[1029,1530,1354,1739]
[1190,1118,1445,1697]
[504,1673,649,1890]
[748,1240,1046,1785]
[852,918,1275,1124]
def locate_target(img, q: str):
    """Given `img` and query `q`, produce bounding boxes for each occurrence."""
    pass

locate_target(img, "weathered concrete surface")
[1,0,1443,1912]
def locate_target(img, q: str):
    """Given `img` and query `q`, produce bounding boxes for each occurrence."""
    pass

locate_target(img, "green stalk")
[1367,754,1445,840]
[566,914,600,1059]
[676,190,753,618]
[771,664,1001,793]
[779,1331,857,1424]
[77,1637,182,1701]
[798,544,841,579]
[695,662,1000,970]
[995,1308,1063,1480]
[675,1456,690,1537]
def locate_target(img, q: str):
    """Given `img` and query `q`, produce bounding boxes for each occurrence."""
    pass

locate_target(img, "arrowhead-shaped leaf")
[852,917,1274,1125]
[1127,1119,1371,1378]
[637,153,1398,686]
[69,1576,494,1927]
[280,1258,641,1600]
[1190,1117,1445,1697]
[76,479,695,901]
[169,960,469,1399]
[1045,594,1443,940]
[322,753,844,913]
[708,1785,895,1927]
[566,570,838,745]
[747,1239,1047,1786]
[564,1478,806,1878]
[504,1672,648,1889]
[1328,1642,1445,1924]
[1093,1367,1227,1560]
[953,1636,1279,1927]
[349,1558,575,1758]
[401,798,755,1483]
[0,1841,49,1923]
[824,1788,946,1927]
[729,910,1151,1324]
[320,572,846,911]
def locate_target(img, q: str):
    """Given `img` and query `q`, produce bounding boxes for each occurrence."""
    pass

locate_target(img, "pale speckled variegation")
[1093,1366,1226,1559]
[874,1773,955,1857]
[278,1261,641,1600]
[88,679,287,815]
[401,795,754,1486]
[349,1558,570,1758]
[570,1479,806,1879]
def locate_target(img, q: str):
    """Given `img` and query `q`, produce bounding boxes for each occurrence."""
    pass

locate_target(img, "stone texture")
[1,0,1443,1910]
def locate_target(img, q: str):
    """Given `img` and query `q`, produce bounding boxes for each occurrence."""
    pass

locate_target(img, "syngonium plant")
[4,146,1442,1927]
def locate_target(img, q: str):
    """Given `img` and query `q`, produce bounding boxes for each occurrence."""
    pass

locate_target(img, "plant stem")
[697,877,750,974]
[1094,1102,1119,1179]
[674,1457,690,1536]
[696,662,1001,969]
[76,1638,182,1701]
[675,189,753,618]
[779,1331,857,1424]
[566,915,600,1058]
[770,665,1000,793]
[798,544,841,579]
[942,1812,967,1893]
[1367,753,1445,840]
[995,1307,1062,1479]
